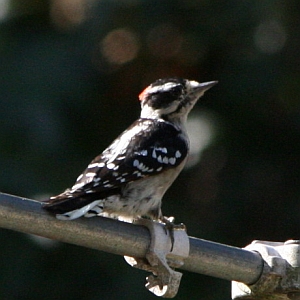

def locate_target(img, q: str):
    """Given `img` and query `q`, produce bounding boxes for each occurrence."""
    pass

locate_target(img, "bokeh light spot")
[186,110,218,168]
[254,20,286,54]
[50,0,88,29]
[0,0,10,22]
[101,28,140,65]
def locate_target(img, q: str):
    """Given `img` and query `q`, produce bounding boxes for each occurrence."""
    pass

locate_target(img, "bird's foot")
[124,218,189,298]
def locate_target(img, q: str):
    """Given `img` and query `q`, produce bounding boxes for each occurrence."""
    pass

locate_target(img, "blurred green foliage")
[1,0,300,299]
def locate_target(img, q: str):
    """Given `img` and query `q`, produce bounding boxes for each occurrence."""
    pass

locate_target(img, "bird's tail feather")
[42,192,102,215]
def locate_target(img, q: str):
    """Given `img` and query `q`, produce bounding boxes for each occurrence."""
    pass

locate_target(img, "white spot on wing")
[86,172,96,177]
[157,155,163,163]
[169,157,176,165]
[163,157,169,164]
[76,174,83,181]
[142,166,149,172]
[133,159,139,167]
[140,150,148,156]
[71,182,85,190]
[175,150,181,158]
[88,163,99,168]
[104,183,113,188]
[154,147,168,153]
[107,163,115,169]
[135,150,148,156]
[152,149,157,158]
[161,147,167,153]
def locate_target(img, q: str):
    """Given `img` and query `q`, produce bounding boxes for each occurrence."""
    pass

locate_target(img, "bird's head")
[139,78,217,122]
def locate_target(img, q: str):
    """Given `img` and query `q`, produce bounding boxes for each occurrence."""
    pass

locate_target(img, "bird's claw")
[160,216,187,252]
[124,218,190,298]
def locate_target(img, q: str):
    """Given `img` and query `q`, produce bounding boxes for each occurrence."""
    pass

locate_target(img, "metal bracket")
[232,240,300,300]
[124,219,190,298]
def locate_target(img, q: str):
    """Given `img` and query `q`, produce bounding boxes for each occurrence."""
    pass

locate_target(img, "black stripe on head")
[141,78,186,109]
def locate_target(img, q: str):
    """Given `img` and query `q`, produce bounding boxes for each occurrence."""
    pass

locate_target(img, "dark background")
[1,1,300,299]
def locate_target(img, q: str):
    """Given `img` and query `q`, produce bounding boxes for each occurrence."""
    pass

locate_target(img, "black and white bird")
[43,78,217,223]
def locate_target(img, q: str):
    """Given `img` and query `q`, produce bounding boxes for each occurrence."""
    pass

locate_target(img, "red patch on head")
[139,86,151,101]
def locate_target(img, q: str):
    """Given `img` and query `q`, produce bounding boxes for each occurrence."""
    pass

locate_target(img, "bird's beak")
[188,80,218,99]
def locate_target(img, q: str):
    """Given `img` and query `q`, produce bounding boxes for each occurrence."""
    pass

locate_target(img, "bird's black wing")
[43,118,188,214]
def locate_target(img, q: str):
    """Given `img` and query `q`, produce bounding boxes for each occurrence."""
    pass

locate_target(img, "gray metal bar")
[182,237,263,284]
[0,192,263,285]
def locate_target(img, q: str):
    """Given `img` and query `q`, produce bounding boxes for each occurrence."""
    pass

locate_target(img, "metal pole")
[0,192,263,285]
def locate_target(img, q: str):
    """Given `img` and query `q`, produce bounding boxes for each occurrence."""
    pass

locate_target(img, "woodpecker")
[43,78,217,222]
